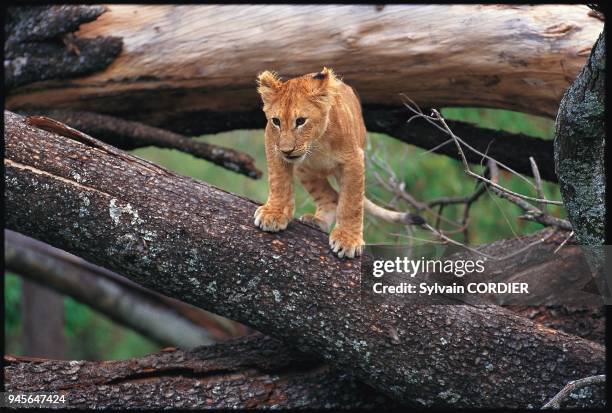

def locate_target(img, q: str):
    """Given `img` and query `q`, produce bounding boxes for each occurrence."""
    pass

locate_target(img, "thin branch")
[4,230,248,347]
[424,223,558,261]
[20,109,262,179]
[488,180,572,230]
[542,375,605,409]
[553,231,575,254]
[483,157,571,230]
[425,108,562,206]
[399,99,562,206]
[402,98,537,190]
[530,156,547,213]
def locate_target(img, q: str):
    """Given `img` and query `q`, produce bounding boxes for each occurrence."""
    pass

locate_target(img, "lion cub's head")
[257,67,339,163]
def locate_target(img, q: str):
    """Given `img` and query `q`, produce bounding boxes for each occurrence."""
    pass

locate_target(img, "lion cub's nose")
[280,148,295,156]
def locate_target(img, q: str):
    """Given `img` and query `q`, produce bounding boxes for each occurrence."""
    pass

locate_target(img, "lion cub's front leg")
[254,137,295,232]
[329,158,365,258]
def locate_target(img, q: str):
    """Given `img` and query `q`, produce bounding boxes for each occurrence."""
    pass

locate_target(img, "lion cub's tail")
[364,197,425,225]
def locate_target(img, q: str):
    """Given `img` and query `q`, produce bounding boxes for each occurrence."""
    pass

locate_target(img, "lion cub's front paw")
[254,205,291,232]
[299,213,331,232]
[329,227,364,259]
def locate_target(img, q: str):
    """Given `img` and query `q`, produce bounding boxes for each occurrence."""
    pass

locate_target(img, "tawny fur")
[254,67,422,259]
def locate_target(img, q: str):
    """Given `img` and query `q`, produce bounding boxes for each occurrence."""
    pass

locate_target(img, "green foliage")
[5,107,563,360]
[4,272,159,360]
[441,108,554,139]
[64,296,159,360]
[4,273,22,355]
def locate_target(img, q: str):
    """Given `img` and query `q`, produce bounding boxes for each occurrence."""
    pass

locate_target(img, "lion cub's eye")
[271,118,280,127]
[295,117,307,127]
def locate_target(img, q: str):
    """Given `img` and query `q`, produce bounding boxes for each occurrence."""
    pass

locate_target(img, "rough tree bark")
[554,29,605,246]
[5,334,395,409]
[8,236,601,408]
[509,305,604,345]
[5,5,602,121]
[4,6,122,89]
[4,111,605,408]
[553,21,606,307]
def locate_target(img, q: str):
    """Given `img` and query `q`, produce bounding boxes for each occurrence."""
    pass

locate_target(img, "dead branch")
[16,105,557,184]
[4,110,605,408]
[530,156,547,213]
[543,375,605,409]
[387,101,573,234]
[22,111,261,179]
[4,229,230,347]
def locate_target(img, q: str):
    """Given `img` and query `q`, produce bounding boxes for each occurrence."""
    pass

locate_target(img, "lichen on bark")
[554,30,605,246]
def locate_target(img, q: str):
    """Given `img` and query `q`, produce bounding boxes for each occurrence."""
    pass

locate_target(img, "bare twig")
[488,182,572,230]
[542,375,605,409]
[423,223,557,261]
[530,156,547,213]
[483,156,571,230]
[366,98,571,251]
[366,149,464,229]
[553,231,575,254]
[400,98,563,206]
[427,109,562,206]
[402,98,538,190]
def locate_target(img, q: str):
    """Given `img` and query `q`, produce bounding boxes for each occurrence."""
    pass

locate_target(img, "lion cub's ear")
[313,67,336,82]
[309,67,338,104]
[257,71,282,103]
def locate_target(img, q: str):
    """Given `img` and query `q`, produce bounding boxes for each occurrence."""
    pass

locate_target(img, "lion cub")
[254,67,423,259]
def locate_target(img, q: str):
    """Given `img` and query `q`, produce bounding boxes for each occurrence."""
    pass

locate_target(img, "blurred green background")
[5,107,564,360]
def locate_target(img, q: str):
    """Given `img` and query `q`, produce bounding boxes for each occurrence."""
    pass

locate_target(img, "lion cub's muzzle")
[278,147,307,163]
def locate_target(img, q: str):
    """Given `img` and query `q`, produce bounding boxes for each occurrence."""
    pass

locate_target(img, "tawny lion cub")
[254,67,422,259]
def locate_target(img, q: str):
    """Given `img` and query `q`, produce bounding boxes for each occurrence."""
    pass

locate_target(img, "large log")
[5,5,602,122]
[5,334,395,409]
[4,110,605,407]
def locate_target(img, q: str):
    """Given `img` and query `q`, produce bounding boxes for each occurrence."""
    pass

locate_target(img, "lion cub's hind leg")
[296,167,338,233]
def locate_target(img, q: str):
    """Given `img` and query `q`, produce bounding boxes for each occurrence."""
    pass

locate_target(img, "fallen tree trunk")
[4,111,605,407]
[5,5,602,121]
[5,334,395,409]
